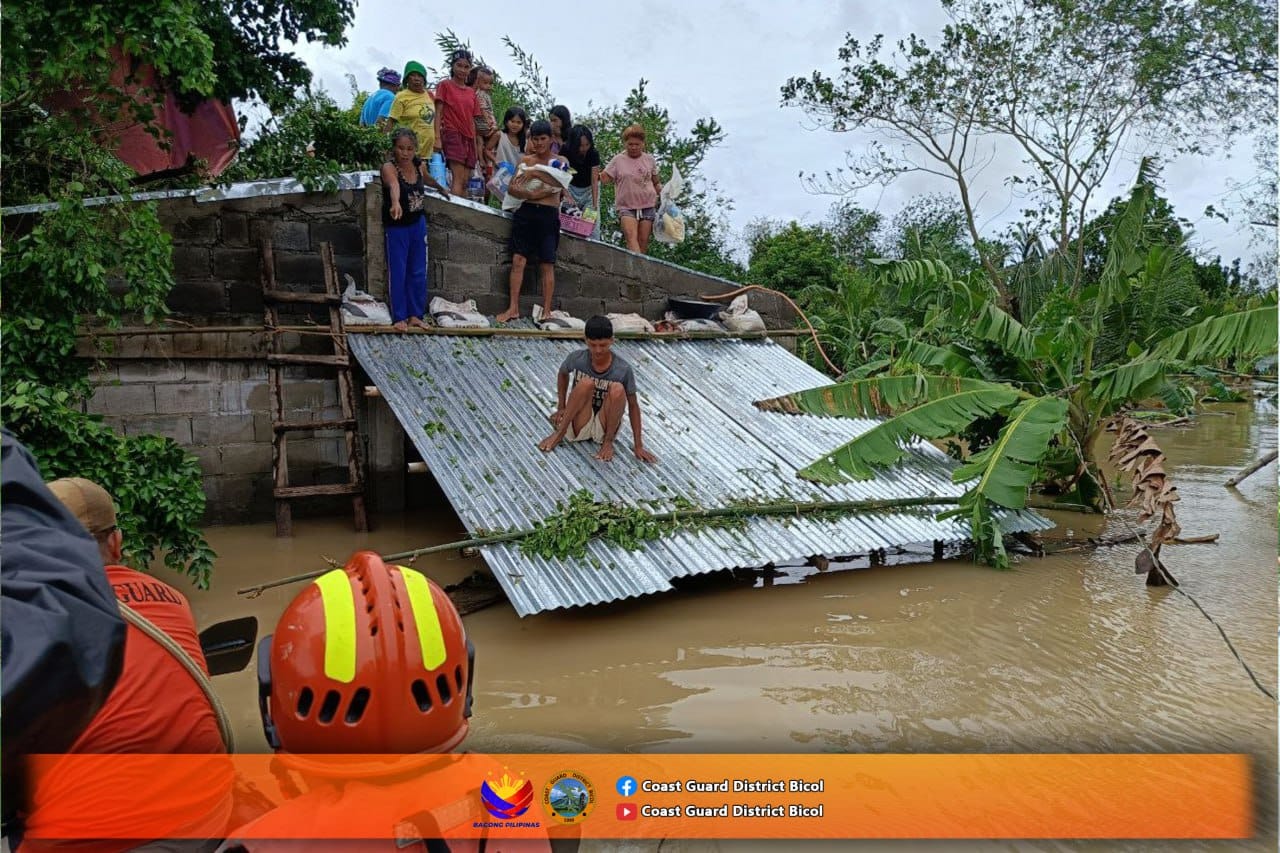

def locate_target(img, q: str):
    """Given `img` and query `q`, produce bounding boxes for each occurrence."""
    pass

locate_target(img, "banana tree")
[757,171,1277,566]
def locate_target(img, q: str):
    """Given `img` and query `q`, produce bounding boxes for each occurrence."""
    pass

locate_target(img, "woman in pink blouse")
[600,124,663,254]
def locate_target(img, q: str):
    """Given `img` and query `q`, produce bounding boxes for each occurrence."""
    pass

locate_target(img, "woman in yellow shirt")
[382,61,436,159]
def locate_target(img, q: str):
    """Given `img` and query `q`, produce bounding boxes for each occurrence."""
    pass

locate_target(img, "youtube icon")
[616,803,637,820]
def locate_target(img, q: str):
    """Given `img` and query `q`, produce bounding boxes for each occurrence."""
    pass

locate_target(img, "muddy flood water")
[189,395,1278,851]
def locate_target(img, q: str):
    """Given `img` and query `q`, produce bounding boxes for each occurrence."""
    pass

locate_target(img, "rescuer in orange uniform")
[219,552,549,852]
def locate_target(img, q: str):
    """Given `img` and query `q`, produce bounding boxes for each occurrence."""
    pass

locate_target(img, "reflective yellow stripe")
[314,569,357,683]
[399,566,446,670]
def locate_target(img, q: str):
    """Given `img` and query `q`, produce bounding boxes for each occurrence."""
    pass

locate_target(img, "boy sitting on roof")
[537,315,658,463]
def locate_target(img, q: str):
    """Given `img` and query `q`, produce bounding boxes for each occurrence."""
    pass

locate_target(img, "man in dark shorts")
[537,315,658,463]
[496,120,566,324]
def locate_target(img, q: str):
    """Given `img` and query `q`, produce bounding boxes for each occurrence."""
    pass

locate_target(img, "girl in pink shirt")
[601,124,663,253]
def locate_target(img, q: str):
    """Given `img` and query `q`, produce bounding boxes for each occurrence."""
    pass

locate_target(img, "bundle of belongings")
[654,311,726,333]
[606,312,655,333]
[340,276,391,326]
[531,305,585,331]
[718,294,766,333]
[429,296,490,329]
[501,158,573,212]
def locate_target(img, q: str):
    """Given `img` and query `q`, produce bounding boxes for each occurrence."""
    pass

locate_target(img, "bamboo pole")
[1224,450,1278,488]
[236,496,962,598]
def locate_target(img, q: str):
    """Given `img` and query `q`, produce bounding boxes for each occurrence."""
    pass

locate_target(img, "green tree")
[758,167,1278,566]
[224,87,389,191]
[746,220,845,295]
[782,0,1276,308]
[2,0,354,585]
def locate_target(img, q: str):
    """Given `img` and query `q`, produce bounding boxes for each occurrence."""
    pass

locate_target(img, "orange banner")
[23,753,1251,841]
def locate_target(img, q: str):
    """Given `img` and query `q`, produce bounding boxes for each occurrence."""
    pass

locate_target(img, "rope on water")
[1110,513,1276,703]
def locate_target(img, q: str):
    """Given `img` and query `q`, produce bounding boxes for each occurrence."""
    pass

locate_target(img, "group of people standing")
[361,50,667,328]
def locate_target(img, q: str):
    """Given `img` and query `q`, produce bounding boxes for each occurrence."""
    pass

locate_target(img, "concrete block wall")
[85,358,357,524]
[79,181,779,524]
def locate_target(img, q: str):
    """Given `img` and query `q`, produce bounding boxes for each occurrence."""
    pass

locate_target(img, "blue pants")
[385,217,427,323]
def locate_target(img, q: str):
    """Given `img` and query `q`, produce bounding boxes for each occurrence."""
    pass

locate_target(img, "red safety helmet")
[258,551,473,771]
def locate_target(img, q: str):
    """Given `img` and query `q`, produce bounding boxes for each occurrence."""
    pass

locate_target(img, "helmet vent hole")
[318,690,341,724]
[412,679,433,712]
[454,665,464,691]
[296,687,314,718]
[345,687,371,724]
[436,673,453,705]
[370,621,379,636]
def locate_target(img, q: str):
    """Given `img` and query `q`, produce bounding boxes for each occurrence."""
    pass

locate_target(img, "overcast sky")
[288,0,1270,267]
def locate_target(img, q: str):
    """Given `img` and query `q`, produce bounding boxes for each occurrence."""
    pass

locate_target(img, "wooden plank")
[266,353,350,367]
[273,418,357,433]
[262,289,341,305]
[274,483,365,498]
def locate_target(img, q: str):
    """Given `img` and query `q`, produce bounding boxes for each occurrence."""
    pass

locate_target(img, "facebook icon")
[616,776,637,797]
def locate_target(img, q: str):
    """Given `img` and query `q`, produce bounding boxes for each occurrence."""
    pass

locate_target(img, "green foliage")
[761,168,1278,567]
[782,0,1275,301]
[223,89,389,191]
[521,489,664,559]
[3,382,215,586]
[0,0,352,586]
[746,221,845,295]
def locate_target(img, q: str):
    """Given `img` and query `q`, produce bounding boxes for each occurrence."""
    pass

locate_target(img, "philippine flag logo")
[481,768,535,819]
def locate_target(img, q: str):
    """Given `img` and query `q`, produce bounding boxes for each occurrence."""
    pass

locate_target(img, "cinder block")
[312,223,364,256]
[191,413,256,444]
[167,281,228,316]
[274,253,325,287]
[283,379,329,410]
[88,384,156,416]
[169,214,220,246]
[123,415,193,445]
[227,280,263,315]
[212,248,260,282]
[172,246,212,279]
[187,444,222,474]
[212,442,272,476]
[221,212,250,247]
[447,230,501,266]
[115,361,186,383]
[272,221,311,252]
[222,380,270,414]
[183,361,263,383]
[155,383,222,414]
[560,297,607,319]
[439,261,492,295]
[201,476,256,521]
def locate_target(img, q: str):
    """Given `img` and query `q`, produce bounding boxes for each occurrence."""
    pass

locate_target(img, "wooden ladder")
[260,239,368,537]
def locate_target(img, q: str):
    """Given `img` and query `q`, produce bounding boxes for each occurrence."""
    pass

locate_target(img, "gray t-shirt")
[559,349,636,395]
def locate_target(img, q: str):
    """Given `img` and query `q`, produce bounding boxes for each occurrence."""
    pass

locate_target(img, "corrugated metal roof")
[349,334,1053,616]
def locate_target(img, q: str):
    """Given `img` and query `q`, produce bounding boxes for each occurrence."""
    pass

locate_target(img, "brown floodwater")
[188,395,1278,851]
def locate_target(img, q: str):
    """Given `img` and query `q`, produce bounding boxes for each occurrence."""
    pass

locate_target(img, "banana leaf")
[796,381,1025,483]
[1150,304,1279,363]
[755,374,1012,419]
[950,396,1070,509]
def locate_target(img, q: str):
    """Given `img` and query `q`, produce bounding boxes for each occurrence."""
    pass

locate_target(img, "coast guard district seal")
[542,771,596,824]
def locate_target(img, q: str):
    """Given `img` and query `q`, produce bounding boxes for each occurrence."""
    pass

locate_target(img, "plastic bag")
[718,294,765,333]
[652,164,686,245]
[340,275,391,326]
[429,296,490,329]
[487,161,515,200]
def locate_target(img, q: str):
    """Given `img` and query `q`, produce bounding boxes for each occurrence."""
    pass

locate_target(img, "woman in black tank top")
[380,128,449,330]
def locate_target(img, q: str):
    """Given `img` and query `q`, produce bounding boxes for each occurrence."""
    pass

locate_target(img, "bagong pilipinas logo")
[542,770,596,824]
[480,768,535,819]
